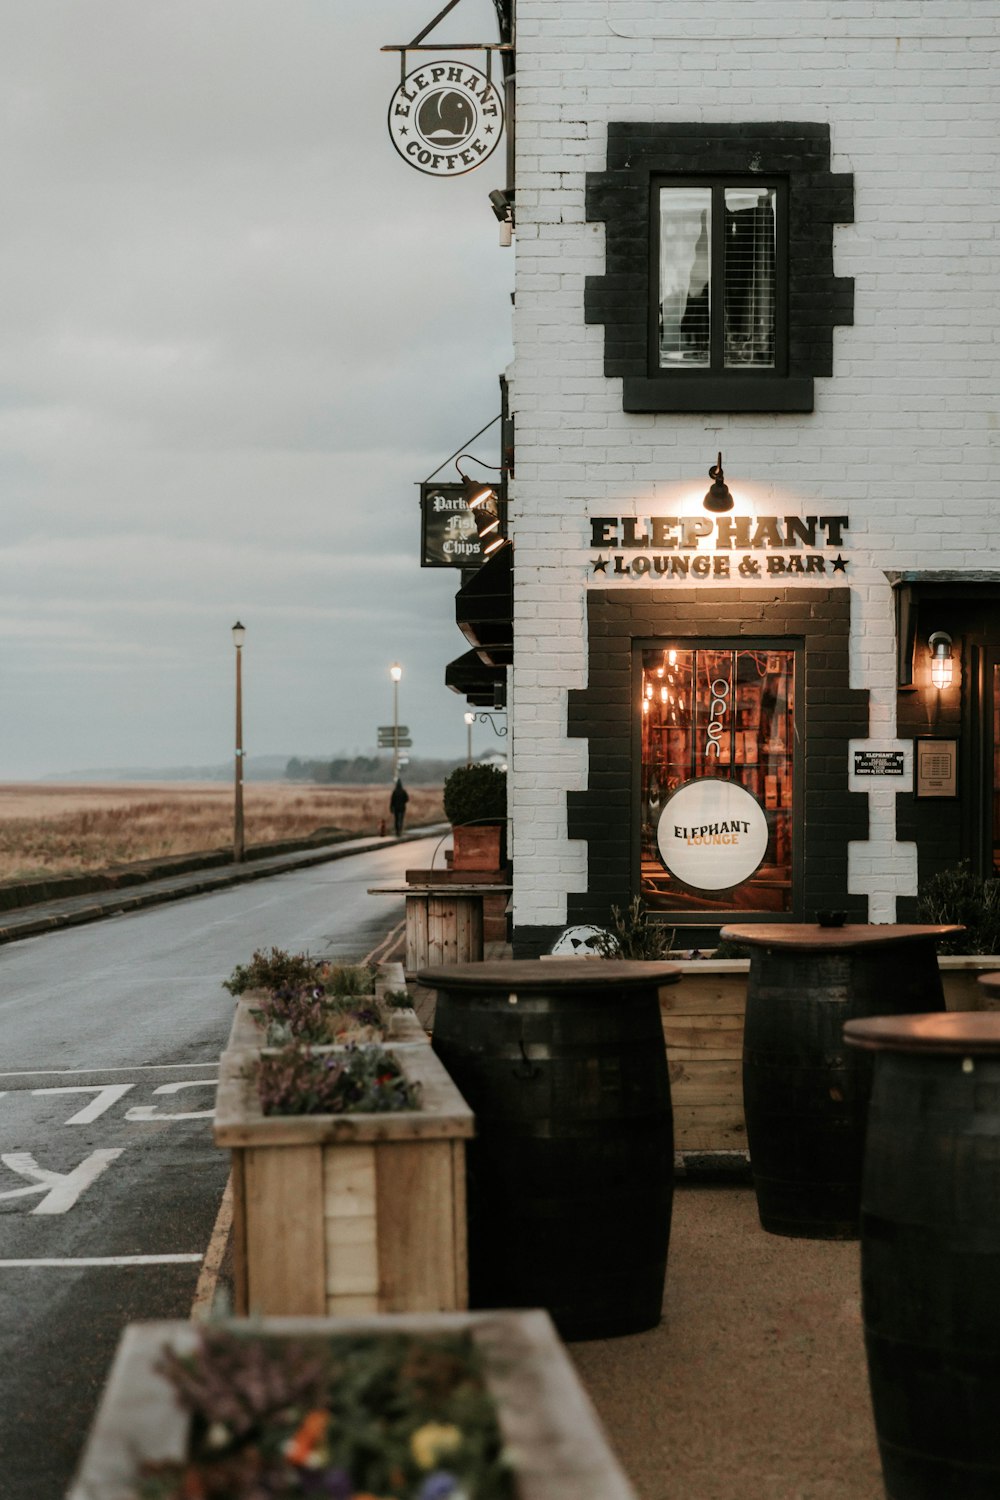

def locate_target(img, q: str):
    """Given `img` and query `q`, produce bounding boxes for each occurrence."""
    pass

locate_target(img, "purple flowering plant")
[252,1043,421,1117]
[136,1326,513,1500]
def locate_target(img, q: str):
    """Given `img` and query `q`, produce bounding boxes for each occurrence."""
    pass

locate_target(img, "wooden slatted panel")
[375,1140,466,1311]
[244,1144,326,1314]
[324,1144,379,1308]
[426,895,483,966]
[661,975,748,1152]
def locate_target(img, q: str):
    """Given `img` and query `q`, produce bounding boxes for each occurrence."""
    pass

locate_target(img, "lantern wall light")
[928,631,954,690]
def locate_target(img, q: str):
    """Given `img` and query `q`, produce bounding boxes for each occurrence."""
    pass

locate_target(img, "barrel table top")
[719,922,963,951]
[977,971,1000,998]
[845,1011,1000,1053]
[416,959,680,992]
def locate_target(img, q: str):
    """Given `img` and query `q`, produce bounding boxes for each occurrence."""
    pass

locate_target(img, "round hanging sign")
[388,60,504,177]
[656,778,770,893]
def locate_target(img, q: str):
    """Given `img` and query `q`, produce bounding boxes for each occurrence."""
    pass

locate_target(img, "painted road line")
[0,1255,204,1267]
[0,1062,220,1079]
[191,1172,233,1322]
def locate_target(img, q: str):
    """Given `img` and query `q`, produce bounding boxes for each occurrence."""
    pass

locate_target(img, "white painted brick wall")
[507,0,1000,931]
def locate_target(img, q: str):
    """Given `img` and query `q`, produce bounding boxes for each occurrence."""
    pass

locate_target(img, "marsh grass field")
[0,782,446,882]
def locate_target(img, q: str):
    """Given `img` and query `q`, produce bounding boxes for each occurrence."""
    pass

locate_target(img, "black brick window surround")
[512,588,869,957]
[585,123,854,414]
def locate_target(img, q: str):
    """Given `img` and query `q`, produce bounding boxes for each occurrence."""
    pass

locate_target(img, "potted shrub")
[69,1311,638,1500]
[442,764,507,872]
[916,860,1000,1007]
[214,1038,474,1318]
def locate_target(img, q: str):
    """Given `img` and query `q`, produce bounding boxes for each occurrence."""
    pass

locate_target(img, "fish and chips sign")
[388,60,504,177]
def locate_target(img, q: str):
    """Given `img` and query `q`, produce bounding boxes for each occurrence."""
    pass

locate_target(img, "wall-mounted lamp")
[928,631,954,690]
[456,454,507,557]
[703,452,734,514]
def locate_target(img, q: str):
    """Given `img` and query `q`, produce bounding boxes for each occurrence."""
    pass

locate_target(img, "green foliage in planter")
[251,990,385,1047]
[442,763,507,826]
[223,950,375,1000]
[383,987,415,1009]
[595,896,678,960]
[223,947,320,996]
[253,1043,421,1116]
[139,1324,513,1499]
[324,962,377,997]
[916,860,1000,954]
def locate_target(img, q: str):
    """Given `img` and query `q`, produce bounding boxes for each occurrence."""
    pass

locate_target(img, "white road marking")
[0,1063,219,1079]
[32,1084,134,1124]
[0,1149,123,1213]
[0,1254,203,1267]
[124,1078,217,1122]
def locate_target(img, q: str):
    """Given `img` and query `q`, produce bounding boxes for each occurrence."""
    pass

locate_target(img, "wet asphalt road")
[0,835,438,1499]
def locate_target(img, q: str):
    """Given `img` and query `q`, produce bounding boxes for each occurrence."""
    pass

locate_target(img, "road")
[0,834,440,1499]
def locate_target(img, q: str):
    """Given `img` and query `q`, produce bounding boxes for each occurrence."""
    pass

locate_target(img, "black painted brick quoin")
[511,588,868,958]
[585,121,855,414]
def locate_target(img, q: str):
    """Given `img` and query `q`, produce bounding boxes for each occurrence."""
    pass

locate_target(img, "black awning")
[445,650,507,708]
[455,543,513,667]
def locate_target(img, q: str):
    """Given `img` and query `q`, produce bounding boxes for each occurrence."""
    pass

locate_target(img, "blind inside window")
[723,187,776,368]
[658,188,711,367]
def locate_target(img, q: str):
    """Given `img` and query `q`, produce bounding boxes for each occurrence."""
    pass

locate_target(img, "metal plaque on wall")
[420,483,484,568]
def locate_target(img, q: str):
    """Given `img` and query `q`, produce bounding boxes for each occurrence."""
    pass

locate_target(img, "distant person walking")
[389,777,409,837]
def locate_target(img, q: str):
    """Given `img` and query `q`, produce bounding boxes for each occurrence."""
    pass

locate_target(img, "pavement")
[3,837,886,1500]
[0,824,447,946]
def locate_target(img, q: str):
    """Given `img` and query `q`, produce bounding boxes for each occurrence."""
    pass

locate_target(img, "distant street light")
[232,622,246,862]
[465,710,475,767]
[390,663,402,780]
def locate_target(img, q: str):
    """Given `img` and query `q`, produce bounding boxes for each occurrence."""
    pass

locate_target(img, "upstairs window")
[657,183,781,374]
[585,123,854,414]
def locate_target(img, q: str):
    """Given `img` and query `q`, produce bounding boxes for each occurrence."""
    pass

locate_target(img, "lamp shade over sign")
[657,778,769,892]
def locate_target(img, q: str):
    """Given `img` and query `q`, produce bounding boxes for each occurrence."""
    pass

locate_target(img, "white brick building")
[455,1,1000,952]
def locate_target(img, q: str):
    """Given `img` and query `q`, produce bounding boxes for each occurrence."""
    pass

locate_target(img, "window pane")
[640,646,794,913]
[658,188,711,367]
[724,187,776,368]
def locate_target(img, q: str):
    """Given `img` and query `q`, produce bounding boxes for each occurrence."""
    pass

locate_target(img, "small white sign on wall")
[657,778,769,892]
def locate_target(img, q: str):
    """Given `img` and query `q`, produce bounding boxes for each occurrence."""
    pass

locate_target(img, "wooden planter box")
[68,1311,637,1500]
[214,1044,473,1317]
[661,953,1000,1157]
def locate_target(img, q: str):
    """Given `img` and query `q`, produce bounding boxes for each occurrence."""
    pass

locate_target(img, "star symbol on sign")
[485,124,494,134]
[831,554,848,573]
[593,555,608,573]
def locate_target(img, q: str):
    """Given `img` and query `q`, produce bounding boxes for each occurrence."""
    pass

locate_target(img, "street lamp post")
[390,663,402,781]
[465,711,474,767]
[232,622,246,862]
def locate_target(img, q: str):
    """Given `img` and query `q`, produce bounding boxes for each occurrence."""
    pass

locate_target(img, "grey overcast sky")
[0,0,513,778]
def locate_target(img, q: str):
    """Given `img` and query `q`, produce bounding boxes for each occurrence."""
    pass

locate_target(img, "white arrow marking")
[0,1149,124,1214]
[124,1079,217,1123]
[32,1084,134,1125]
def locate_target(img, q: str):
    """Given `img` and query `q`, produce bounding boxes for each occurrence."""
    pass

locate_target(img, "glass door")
[639,644,797,913]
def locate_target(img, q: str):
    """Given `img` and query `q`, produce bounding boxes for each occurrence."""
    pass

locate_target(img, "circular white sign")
[388,61,504,177]
[656,779,769,892]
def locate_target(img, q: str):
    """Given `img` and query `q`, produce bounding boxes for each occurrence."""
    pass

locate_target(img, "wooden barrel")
[741,933,946,1238]
[845,1013,1000,1500]
[420,959,677,1342]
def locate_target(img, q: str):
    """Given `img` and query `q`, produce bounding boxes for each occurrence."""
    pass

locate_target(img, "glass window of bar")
[640,646,795,913]
[658,185,777,372]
